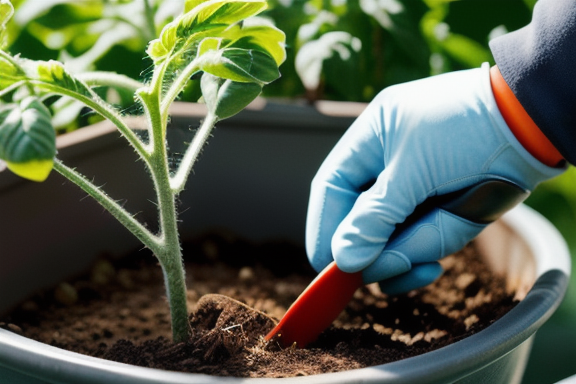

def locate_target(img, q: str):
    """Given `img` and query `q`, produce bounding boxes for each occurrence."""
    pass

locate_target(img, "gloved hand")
[306,63,565,295]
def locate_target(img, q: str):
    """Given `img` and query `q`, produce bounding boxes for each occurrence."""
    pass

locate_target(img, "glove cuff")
[490,65,564,168]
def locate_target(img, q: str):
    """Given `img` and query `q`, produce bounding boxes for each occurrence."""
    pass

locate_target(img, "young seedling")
[0,0,286,343]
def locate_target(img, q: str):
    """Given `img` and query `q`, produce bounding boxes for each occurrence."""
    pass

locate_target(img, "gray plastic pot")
[0,100,571,384]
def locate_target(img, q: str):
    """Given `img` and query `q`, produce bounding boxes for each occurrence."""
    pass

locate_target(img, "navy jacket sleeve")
[489,0,576,165]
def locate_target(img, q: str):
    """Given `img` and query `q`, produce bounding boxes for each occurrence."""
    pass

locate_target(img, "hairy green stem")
[1,0,285,347]
[160,60,201,120]
[170,111,218,194]
[55,154,189,342]
[77,72,144,93]
[52,159,159,252]
[139,86,190,343]
[30,81,150,157]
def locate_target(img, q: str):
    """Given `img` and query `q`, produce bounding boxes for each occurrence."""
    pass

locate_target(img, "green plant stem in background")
[77,72,144,93]
[142,0,158,43]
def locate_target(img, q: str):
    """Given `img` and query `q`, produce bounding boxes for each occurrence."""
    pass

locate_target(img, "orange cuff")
[489,66,564,168]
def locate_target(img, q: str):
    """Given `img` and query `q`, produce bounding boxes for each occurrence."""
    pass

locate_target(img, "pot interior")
[475,219,536,301]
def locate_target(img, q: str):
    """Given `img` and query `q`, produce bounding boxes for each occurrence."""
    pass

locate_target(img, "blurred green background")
[2,1,574,382]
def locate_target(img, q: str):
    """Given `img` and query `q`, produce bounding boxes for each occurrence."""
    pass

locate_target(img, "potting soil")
[0,232,517,378]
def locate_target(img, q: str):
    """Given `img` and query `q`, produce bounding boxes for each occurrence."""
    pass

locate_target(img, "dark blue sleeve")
[489,0,576,165]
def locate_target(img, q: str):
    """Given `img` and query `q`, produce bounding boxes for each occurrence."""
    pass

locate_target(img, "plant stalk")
[142,0,157,44]
[30,80,150,158]
[52,159,159,252]
[141,85,191,343]
[170,111,218,194]
[150,148,191,343]
[77,72,144,92]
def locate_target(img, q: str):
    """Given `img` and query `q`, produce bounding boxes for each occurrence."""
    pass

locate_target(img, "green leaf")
[0,0,14,49]
[0,97,56,182]
[12,0,84,27]
[147,0,268,64]
[185,0,212,13]
[199,48,280,84]
[201,72,262,119]
[197,36,222,56]
[221,18,286,66]
[0,0,13,29]
[36,60,92,97]
[0,56,26,89]
[295,31,361,91]
[441,33,492,67]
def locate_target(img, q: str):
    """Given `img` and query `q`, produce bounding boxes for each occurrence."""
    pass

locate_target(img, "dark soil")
[0,232,518,378]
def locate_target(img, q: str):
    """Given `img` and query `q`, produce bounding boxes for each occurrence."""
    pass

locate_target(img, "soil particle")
[0,233,518,378]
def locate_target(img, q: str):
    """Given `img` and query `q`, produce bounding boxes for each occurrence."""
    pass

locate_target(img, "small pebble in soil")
[7,323,23,334]
[54,282,78,306]
[238,266,255,282]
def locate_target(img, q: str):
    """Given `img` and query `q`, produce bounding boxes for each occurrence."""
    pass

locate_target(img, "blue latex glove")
[306,63,565,295]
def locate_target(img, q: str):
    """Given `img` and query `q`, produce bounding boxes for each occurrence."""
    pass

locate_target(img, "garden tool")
[265,179,529,348]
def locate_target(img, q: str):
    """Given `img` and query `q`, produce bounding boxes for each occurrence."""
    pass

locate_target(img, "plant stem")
[142,0,157,44]
[150,136,191,343]
[170,111,218,194]
[55,153,190,343]
[52,159,159,251]
[0,80,25,98]
[160,60,201,119]
[160,258,190,342]
[30,81,150,158]
[140,85,190,343]
[77,72,144,93]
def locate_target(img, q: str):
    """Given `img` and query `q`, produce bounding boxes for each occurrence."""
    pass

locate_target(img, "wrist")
[489,65,564,168]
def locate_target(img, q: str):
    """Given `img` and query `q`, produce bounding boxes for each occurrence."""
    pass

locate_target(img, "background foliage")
[2,0,574,382]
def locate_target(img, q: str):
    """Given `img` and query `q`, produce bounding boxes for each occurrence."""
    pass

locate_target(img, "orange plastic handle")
[490,65,563,167]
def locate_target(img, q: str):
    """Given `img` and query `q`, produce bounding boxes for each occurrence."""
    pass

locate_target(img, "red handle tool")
[264,179,529,349]
[265,261,362,348]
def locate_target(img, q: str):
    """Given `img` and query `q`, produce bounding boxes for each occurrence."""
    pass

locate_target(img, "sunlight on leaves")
[185,0,211,13]
[146,0,284,121]
[147,0,268,64]
[201,73,262,119]
[198,48,279,84]
[222,18,286,66]
[0,56,25,89]
[0,0,14,49]
[0,0,13,26]
[0,97,56,182]
[36,60,92,97]
[296,31,360,91]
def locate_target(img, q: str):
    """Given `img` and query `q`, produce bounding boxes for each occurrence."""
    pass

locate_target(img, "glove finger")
[306,183,358,272]
[378,262,444,296]
[332,165,430,273]
[306,103,387,272]
[362,208,485,284]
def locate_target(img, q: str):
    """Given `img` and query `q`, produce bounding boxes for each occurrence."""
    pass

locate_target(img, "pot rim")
[0,204,570,384]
